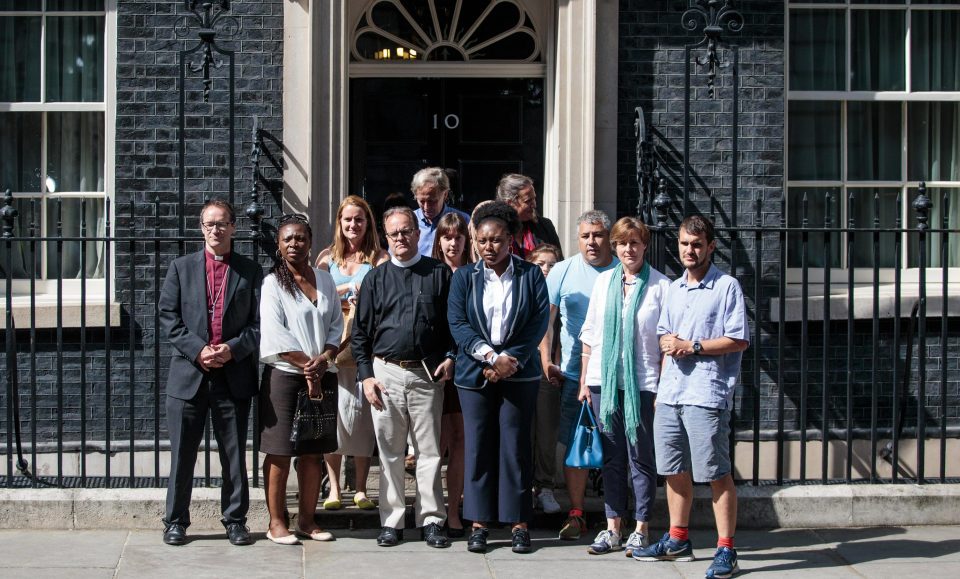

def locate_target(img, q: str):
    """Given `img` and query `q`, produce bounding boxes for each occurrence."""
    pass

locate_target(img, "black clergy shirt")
[351,254,454,382]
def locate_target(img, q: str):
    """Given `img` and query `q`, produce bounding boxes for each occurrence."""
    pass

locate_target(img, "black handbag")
[289,371,338,443]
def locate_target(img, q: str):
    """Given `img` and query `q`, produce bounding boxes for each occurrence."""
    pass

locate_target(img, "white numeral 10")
[432,113,460,130]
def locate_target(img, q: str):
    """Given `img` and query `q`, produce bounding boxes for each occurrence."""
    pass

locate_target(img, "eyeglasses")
[385,227,417,240]
[201,221,234,231]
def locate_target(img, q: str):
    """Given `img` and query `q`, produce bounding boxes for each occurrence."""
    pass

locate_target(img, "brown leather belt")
[376,357,422,369]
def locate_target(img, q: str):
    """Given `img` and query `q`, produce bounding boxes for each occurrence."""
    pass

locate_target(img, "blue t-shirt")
[546,254,620,381]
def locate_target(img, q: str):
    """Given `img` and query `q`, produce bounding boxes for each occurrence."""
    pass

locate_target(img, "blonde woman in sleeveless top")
[315,195,389,511]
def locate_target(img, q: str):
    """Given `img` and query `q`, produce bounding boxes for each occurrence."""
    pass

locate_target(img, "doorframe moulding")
[282,0,617,254]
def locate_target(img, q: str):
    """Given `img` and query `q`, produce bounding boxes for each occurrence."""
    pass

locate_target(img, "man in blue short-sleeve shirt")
[634,215,749,579]
[539,210,618,541]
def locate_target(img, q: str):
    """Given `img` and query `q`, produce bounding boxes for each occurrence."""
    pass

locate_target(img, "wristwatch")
[692,340,703,355]
[482,352,498,369]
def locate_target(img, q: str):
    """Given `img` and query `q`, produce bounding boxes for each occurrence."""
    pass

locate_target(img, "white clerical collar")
[391,253,422,268]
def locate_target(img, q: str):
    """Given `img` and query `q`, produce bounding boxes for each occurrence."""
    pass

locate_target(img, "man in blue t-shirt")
[539,210,619,541]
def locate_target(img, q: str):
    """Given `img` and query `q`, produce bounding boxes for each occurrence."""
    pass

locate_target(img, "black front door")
[349,77,545,214]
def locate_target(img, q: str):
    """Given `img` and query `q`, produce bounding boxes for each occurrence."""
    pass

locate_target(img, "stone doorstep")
[1,484,959,531]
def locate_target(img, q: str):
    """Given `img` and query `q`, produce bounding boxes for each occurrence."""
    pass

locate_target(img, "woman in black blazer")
[447,201,550,554]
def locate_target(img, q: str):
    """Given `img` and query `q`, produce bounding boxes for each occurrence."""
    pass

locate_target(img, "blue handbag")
[564,400,604,469]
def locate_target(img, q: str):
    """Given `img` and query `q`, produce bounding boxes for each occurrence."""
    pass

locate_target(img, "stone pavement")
[1,526,958,579]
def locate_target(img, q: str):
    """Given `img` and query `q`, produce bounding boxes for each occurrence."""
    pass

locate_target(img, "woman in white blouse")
[259,214,343,544]
[447,201,550,554]
[578,216,671,557]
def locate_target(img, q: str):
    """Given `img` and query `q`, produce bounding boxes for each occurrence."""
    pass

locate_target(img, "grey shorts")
[654,403,731,483]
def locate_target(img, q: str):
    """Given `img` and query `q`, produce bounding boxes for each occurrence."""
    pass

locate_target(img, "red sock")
[717,536,735,549]
[669,526,689,541]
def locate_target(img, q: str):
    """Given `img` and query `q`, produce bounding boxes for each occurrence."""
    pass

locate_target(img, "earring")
[275,249,282,260]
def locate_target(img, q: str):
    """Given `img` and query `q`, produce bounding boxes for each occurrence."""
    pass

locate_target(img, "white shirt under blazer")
[579,266,671,392]
[259,268,343,374]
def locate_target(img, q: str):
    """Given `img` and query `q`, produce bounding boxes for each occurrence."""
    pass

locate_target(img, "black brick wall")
[2,1,284,447]
[618,0,959,435]
[115,0,284,229]
[1,0,956,470]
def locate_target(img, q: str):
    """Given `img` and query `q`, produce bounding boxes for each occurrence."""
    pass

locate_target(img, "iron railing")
[0,189,270,489]
[2,0,957,491]
[1,183,958,488]
[643,182,958,486]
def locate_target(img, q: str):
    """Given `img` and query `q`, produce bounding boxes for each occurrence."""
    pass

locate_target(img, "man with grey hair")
[412,167,470,256]
[538,209,618,540]
[496,174,562,259]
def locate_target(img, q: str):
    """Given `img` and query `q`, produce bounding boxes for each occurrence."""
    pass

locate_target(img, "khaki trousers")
[371,358,446,528]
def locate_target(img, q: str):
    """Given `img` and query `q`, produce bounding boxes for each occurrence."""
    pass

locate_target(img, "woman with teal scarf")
[577,217,671,557]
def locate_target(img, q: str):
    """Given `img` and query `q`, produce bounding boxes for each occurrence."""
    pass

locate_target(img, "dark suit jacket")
[447,255,550,389]
[158,249,263,401]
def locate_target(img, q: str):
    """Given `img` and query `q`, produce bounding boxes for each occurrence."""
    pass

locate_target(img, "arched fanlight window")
[352,0,541,62]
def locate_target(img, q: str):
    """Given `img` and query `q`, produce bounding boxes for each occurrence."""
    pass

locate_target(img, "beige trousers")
[371,358,446,528]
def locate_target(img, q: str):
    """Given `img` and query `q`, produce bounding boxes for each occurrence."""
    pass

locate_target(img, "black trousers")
[459,379,538,524]
[164,373,251,527]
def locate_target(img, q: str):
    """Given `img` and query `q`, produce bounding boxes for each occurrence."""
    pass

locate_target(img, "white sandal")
[266,529,300,545]
[295,526,335,542]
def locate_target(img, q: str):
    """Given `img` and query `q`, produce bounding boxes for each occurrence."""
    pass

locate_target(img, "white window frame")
[785,1,960,285]
[0,1,116,300]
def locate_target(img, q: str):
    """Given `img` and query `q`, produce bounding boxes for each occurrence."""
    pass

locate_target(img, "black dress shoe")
[421,522,449,548]
[163,523,187,546]
[467,527,489,553]
[446,525,465,539]
[377,526,403,547]
[511,527,532,554]
[225,522,252,546]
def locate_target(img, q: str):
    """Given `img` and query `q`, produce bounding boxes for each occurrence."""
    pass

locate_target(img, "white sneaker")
[624,531,649,557]
[588,529,623,554]
[537,488,562,514]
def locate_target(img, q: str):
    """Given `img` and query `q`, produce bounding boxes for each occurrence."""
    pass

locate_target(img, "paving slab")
[0,526,957,578]
[815,527,960,563]
[2,569,117,579]
[305,549,492,579]
[849,561,960,579]
[489,558,685,579]
[115,531,302,579]
[0,530,127,569]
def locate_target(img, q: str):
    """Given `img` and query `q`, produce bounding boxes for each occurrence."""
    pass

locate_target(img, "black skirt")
[259,365,338,456]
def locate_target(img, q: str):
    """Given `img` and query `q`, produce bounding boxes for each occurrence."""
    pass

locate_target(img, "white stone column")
[283,0,347,253]
[594,0,620,222]
[546,0,617,252]
[282,0,312,218]
[309,0,348,250]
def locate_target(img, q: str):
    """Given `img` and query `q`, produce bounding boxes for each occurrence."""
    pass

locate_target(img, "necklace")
[207,267,229,316]
[342,248,365,266]
[622,275,637,286]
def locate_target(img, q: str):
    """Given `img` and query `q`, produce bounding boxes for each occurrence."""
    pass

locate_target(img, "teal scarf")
[599,261,650,445]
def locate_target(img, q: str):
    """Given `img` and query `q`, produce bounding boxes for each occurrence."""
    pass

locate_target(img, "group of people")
[158,167,749,579]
